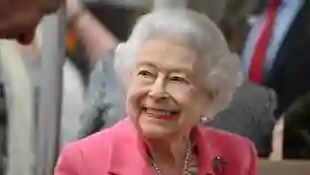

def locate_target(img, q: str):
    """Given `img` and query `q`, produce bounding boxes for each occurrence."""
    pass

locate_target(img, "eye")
[170,76,187,83]
[138,70,154,78]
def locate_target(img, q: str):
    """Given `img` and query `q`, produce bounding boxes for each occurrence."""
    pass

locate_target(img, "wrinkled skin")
[0,0,63,44]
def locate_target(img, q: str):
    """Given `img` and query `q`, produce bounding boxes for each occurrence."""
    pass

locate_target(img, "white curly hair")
[114,8,243,114]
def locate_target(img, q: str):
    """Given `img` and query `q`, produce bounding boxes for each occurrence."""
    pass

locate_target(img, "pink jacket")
[54,118,258,175]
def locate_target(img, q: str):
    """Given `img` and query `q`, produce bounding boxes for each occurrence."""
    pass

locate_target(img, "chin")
[134,112,181,138]
[139,122,177,139]
[141,127,166,138]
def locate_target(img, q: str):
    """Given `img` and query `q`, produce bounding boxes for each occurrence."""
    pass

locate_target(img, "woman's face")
[126,38,211,138]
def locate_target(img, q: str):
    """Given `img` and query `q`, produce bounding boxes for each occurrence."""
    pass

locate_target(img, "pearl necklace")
[150,144,194,175]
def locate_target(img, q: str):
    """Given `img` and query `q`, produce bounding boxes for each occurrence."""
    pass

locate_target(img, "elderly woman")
[54,9,258,175]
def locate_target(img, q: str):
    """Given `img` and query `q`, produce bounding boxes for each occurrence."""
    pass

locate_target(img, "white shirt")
[241,0,304,79]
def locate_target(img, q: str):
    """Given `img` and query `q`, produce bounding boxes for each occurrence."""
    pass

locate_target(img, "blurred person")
[208,0,277,158]
[188,0,259,51]
[64,0,144,135]
[5,22,85,145]
[0,27,83,174]
[241,0,310,119]
[66,0,123,64]
[187,0,228,24]
[211,82,277,157]
[215,0,259,51]
[241,0,310,158]
[283,92,310,159]
[0,0,63,44]
[0,40,37,175]
[66,0,144,85]
[54,9,258,175]
[21,23,85,145]
[0,26,83,172]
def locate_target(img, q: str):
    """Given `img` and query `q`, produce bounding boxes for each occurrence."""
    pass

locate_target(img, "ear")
[122,74,131,89]
[201,90,218,120]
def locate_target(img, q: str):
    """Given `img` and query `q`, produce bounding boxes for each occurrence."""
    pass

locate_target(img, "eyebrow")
[136,61,192,75]
[136,62,156,68]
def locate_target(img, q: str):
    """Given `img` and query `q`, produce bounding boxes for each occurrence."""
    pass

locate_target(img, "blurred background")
[1,0,310,174]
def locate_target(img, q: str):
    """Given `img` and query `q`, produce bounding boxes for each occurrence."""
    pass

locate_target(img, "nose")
[148,76,168,100]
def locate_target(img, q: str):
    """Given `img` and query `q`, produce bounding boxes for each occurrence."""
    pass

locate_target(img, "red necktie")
[249,0,281,84]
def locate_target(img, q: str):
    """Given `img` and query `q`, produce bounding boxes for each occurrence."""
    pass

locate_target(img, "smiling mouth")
[142,107,180,120]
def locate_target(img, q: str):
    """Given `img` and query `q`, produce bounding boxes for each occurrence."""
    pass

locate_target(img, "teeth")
[164,112,170,116]
[145,108,175,116]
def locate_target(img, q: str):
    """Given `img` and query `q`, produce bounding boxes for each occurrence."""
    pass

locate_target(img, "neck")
[145,132,191,170]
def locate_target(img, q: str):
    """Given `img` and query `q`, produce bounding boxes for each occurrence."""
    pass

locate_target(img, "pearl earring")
[200,116,209,124]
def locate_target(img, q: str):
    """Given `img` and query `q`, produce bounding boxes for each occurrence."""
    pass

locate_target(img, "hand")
[0,0,63,45]
[66,0,84,21]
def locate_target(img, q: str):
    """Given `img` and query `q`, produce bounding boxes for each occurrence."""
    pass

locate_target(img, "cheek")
[126,84,149,118]
[166,84,199,106]
[167,84,207,119]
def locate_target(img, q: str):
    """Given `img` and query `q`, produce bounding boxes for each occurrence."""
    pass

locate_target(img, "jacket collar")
[108,118,223,175]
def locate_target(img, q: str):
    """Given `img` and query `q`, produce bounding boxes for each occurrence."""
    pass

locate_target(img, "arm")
[72,11,118,63]
[78,49,126,138]
[67,0,118,63]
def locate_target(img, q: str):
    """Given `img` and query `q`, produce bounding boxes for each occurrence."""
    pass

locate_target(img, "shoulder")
[200,126,257,160]
[64,119,131,154]
[233,81,275,101]
[55,119,132,174]
[201,126,254,147]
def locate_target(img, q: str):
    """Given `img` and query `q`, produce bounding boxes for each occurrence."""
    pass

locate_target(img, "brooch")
[212,156,228,174]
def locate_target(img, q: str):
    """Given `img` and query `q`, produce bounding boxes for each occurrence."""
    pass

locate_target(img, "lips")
[142,107,180,120]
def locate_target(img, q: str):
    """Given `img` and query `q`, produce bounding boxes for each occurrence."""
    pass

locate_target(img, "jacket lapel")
[107,119,230,175]
[107,119,153,175]
[195,126,223,175]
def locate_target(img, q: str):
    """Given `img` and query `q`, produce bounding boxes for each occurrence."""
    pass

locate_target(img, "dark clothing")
[210,82,276,157]
[264,1,310,118]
